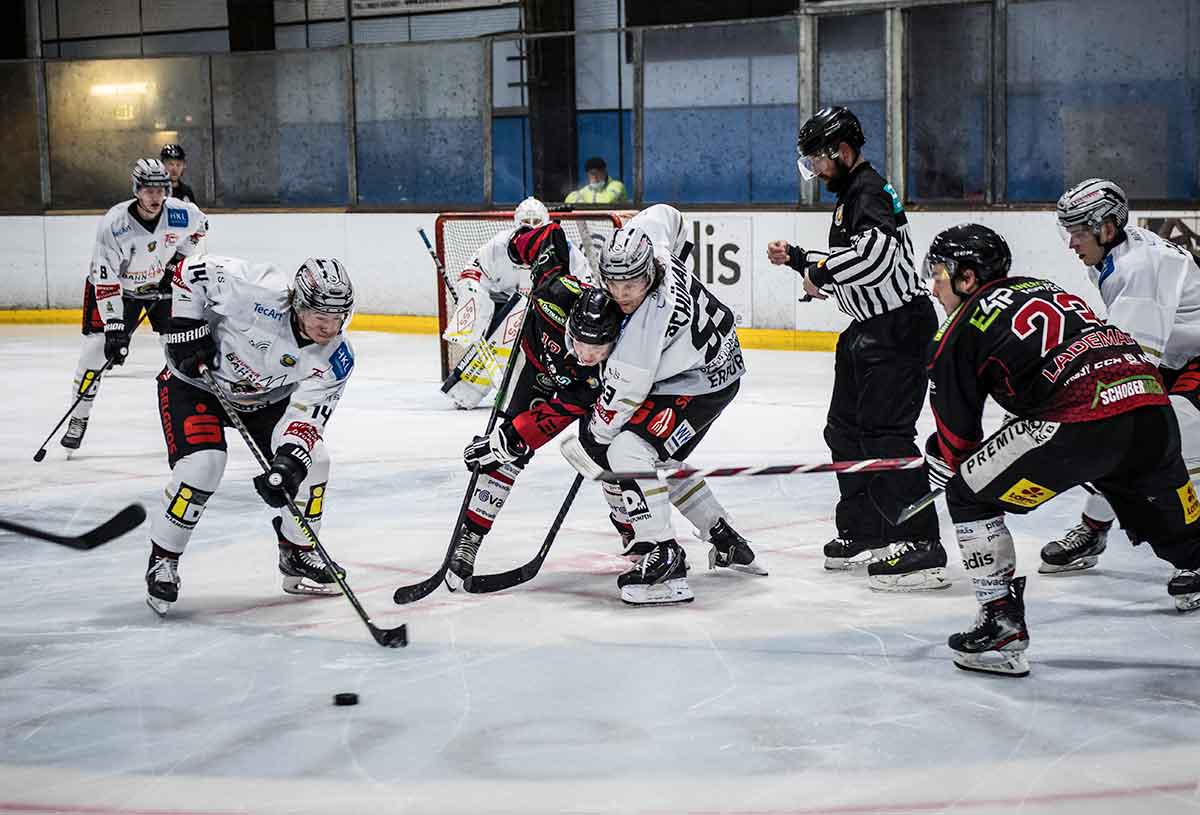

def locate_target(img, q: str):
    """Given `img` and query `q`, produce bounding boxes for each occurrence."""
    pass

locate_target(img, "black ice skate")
[273,516,343,595]
[1039,517,1109,574]
[145,551,181,616]
[707,518,767,576]
[823,537,888,570]
[445,528,483,592]
[1168,569,1200,613]
[618,540,693,605]
[612,514,653,558]
[948,576,1030,677]
[867,540,950,592]
[60,417,88,451]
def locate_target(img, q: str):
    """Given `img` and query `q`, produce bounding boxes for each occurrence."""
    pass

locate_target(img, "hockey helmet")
[131,158,172,194]
[567,288,623,348]
[160,143,186,161]
[294,257,355,317]
[1057,178,1129,235]
[796,106,865,179]
[923,223,1012,287]
[514,197,549,229]
[599,226,658,287]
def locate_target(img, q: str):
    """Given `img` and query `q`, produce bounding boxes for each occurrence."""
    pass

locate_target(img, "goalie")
[441,197,598,409]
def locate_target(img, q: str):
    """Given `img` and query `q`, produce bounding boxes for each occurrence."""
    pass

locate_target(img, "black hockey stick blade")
[868,477,942,528]
[369,621,409,648]
[463,474,583,594]
[0,503,147,550]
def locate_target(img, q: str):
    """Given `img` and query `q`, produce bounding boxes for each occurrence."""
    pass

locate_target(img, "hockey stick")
[462,473,583,594]
[420,226,457,306]
[201,368,407,648]
[34,309,154,462]
[394,298,533,606]
[0,503,146,549]
[873,479,1102,528]
[596,456,925,483]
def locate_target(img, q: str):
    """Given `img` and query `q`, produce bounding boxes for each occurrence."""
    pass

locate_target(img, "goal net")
[434,210,627,378]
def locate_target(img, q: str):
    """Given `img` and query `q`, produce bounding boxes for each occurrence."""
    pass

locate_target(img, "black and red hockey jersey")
[929,276,1169,468]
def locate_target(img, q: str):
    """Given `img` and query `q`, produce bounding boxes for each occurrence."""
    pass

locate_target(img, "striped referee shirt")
[803,162,925,323]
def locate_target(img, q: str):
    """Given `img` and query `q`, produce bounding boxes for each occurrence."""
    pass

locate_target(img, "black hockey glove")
[924,434,955,492]
[163,252,187,292]
[785,244,808,274]
[253,443,312,508]
[463,423,531,473]
[165,317,218,377]
[103,319,130,366]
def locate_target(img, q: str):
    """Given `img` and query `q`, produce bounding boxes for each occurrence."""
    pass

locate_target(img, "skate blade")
[1174,593,1200,613]
[1038,556,1099,575]
[868,567,951,593]
[621,578,694,606]
[824,548,889,571]
[953,650,1030,677]
[281,575,342,596]
[146,595,173,617]
[708,548,768,576]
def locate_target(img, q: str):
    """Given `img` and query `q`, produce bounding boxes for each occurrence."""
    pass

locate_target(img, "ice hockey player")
[1042,178,1200,575]
[919,223,1200,676]
[60,158,208,452]
[561,225,764,606]
[144,255,356,616]
[441,197,597,409]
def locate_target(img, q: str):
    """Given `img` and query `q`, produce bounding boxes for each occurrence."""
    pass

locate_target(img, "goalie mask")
[514,197,549,229]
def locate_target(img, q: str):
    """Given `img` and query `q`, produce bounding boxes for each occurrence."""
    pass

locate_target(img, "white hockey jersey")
[1090,225,1200,370]
[625,204,689,268]
[170,255,354,453]
[90,197,208,322]
[457,225,595,301]
[589,258,745,445]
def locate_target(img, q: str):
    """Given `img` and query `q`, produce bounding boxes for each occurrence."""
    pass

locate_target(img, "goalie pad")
[443,279,494,349]
[442,293,527,410]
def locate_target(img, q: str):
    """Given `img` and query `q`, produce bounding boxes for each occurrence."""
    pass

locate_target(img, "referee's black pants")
[823,296,940,545]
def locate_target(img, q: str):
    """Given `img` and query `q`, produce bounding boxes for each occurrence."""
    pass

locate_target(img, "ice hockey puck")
[333,692,359,706]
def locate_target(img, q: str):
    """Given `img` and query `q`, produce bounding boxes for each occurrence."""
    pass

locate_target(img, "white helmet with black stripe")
[131,158,172,194]
[294,257,355,317]
[1057,178,1129,234]
[600,226,658,286]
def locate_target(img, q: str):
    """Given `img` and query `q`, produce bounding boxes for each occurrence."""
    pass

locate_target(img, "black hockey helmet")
[160,143,186,161]
[567,288,623,348]
[923,223,1012,287]
[797,106,865,158]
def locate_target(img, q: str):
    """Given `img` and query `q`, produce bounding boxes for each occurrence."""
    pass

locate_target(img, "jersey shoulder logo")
[537,298,568,327]
[330,341,354,380]
[883,183,903,215]
[834,204,844,227]
[166,208,188,228]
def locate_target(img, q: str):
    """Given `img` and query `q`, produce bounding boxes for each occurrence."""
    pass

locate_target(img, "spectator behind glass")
[160,143,197,204]
[566,156,627,205]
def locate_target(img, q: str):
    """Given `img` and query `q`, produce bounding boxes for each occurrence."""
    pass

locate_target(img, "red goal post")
[434,210,629,379]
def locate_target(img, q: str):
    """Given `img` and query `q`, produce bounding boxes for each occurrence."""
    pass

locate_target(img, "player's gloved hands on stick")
[165,318,219,377]
[463,423,530,473]
[103,319,130,366]
[253,443,312,508]
[559,420,611,481]
[924,434,955,492]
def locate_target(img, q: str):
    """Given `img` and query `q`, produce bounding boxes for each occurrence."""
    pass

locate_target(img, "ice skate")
[445,528,483,591]
[1169,569,1200,613]
[1039,518,1108,574]
[823,537,888,570]
[60,416,88,451]
[272,517,344,595]
[612,513,653,557]
[145,552,180,616]
[618,541,693,605]
[867,540,950,591]
[707,518,767,576]
[949,576,1030,677]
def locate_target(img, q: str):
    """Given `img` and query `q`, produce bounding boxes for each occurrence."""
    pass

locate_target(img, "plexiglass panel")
[0,63,44,211]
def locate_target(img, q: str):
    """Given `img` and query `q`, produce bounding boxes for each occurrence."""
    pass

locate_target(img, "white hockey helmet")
[132,158,172,194]
[294,258,355,317]
[1057,178,1129,235]
[514,197,549,229]
[600,226,658,286]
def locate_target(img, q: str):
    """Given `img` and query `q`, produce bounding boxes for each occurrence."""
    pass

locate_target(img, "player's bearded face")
[606,276,651,314]
[297,309,343,343]
[135,186,166,216]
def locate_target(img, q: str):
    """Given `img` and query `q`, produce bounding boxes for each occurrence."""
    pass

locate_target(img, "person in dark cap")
[160,143,197,204]
[566,156,627,204]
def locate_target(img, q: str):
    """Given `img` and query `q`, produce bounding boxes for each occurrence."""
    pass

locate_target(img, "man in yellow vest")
[566,156,627,204]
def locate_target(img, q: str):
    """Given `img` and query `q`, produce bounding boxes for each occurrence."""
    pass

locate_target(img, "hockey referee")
[767,106,946,591]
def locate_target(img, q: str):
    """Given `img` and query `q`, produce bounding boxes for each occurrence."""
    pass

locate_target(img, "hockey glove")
[924,434,955,492]
[463,423,531,473]
[163,252,187,292]
[253,443,312,508]
[165,317,219,377]
[560,420,611,480]
[103,319,130,366]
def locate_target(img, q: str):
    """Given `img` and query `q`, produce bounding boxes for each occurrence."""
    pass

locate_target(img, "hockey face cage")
[1056,178,1130,238]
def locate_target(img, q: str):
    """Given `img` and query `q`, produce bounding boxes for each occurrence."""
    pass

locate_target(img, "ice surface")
[1,325,1197,815]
